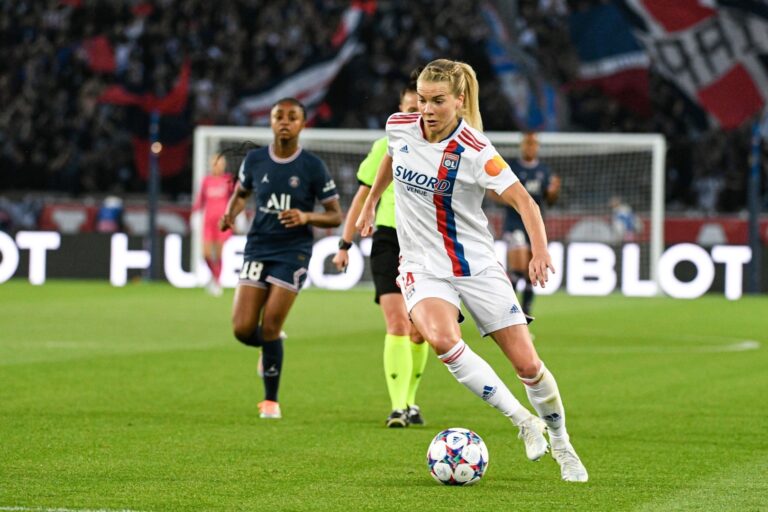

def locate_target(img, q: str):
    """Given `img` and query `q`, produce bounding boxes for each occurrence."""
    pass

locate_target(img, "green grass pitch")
[1,280,766,511]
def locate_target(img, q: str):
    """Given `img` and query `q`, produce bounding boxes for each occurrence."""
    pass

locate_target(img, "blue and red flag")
[82,35,116,74]
[99,61,191,179]
[617,0,768,129]
[480,3,560,130]
[235,4,365,125]
[569,2,651,116]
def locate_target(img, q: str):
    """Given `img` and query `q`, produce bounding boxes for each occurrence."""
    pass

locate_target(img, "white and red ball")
[426,427,489,485]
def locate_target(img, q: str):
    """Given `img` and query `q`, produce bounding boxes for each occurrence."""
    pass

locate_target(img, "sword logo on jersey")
[393,165,454,197]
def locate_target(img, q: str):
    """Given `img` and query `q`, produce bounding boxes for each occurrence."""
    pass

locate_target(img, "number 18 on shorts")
[239,259,308,292]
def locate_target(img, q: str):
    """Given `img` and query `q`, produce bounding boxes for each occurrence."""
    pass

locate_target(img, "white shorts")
[397,264,527,337]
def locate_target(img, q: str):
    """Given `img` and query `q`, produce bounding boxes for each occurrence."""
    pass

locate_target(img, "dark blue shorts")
[238,258,308,292]
[503,215,530,249]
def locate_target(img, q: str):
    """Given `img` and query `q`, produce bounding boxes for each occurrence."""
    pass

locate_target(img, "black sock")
[508,270,525,287]
[261,337,284,402]
[522,280,534,314]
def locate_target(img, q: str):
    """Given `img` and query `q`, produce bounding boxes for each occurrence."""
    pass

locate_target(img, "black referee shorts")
[370,226,401,304]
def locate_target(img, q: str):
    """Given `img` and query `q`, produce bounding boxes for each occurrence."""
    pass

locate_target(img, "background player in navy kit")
[219,98,342,419]
[501,132,560,316]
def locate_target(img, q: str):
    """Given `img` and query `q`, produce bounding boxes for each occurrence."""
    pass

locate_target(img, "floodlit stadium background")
[0,2,767,511]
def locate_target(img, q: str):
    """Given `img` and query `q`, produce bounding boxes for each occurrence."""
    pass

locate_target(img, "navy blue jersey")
[238,146,339,262]
[503,158,553,233]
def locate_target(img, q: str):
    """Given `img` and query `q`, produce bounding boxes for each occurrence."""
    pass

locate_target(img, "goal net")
[192,127,665,292]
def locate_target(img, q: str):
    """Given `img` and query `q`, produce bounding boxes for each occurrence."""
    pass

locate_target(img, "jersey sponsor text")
[394,165,453,196]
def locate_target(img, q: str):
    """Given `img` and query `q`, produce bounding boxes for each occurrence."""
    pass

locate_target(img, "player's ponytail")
[419,59,484,132]
[455,62,483,132]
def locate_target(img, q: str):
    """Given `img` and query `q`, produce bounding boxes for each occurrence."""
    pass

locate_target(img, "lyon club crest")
[443,153,459,170]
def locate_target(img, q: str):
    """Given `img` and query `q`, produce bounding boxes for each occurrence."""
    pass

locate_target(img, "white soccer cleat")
[551,442,589,482]
[205,279,222,297]
[517,415,549,461]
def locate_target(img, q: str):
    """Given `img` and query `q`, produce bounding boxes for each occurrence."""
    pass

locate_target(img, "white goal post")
[192,127,666,291]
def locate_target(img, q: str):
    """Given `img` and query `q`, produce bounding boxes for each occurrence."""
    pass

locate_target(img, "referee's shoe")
[385,409,409,428]
[407,405,425,426]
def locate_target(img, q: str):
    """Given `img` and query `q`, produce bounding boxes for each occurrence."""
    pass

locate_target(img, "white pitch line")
[553,339,761,354]
[700,340,761,352]
[0,340,227,367]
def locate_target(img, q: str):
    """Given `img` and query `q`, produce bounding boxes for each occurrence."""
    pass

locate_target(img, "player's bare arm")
[500,182,555,287]
[279,198,342,228]
[485,189,507,205]
[333,184,371,271]
[356,153,393,237]
[220,183,251,231]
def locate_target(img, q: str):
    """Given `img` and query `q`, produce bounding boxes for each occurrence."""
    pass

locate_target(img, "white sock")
[519,362,569,444]
[439,340,531,425]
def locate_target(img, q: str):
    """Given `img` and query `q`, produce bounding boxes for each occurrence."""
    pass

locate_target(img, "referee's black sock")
[261,337,284,402]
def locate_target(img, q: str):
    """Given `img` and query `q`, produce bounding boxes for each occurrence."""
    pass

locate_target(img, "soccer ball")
[426,427,489,485]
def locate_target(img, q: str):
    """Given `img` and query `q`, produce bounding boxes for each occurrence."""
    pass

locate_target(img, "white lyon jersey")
[386,113,519,277]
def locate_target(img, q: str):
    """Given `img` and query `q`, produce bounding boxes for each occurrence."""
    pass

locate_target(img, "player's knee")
[515,360,542,380]
[233,325,253,345]
[386,317,411,336]
[232,316,258,345]
[410,332,425,343]
[260,318,284,341]
[426,332,461,355]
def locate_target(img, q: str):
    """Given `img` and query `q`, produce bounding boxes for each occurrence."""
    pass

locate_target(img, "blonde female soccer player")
[356,59,587,482]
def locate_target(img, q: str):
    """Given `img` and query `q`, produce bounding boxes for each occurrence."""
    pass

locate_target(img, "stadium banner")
[82,35,116,73]
[99,60,192,178]
[34,201,768,246]
[617,0,768,129]
[235,5,364,125]
[481,3,559,129]
[1,231,764,298]
[569,2,651,115]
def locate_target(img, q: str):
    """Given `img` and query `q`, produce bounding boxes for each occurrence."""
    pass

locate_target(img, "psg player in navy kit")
[501,132,560,316]
[219,98,342,419]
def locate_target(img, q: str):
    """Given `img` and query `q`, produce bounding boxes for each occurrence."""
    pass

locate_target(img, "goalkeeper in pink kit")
[193,153,235,296]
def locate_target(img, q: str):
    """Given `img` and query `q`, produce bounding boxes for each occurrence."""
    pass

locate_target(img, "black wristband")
[338,238,353,250]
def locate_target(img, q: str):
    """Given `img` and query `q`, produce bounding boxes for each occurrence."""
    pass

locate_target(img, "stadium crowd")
[0,0,764,231]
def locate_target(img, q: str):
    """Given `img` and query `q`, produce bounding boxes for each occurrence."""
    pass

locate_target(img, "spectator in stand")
[0,0,754,215]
